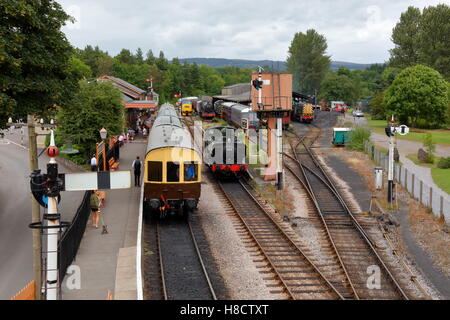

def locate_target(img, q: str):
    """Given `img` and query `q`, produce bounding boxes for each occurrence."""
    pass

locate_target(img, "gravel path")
[197,169,274,299]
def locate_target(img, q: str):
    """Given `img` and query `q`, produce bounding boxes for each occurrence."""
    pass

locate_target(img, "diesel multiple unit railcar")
[143,103,201,218]
[221,102,259,130]
[180,97,198,116]
[204,126,248,175]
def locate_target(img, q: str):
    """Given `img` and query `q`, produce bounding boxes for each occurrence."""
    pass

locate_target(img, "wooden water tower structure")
[251,68,292,188]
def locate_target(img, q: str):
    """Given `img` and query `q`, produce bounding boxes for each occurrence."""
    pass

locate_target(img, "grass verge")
[366,116,450,145]
[405,153,439,168]
[431,168,450,194]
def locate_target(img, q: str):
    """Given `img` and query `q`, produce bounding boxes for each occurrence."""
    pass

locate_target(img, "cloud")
[57,0,450,63]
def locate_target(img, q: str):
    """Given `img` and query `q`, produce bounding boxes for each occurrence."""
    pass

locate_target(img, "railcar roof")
[147,104,198,153]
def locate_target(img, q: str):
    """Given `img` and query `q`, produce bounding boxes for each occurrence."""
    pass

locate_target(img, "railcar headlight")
[185,199,197,210]
[149,199,160,209]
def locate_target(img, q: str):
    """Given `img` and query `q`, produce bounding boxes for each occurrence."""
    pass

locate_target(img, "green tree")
[389,6,421,69]
[0,0,77,128]
[368,91,386,120]
[115,49,136,65]
[146,49,156,65]
[156,51,169,71]
[286,29,330,94]
[422,133,436,163]
[216,66,251,86]
[69,57,92,80]
[75,45,109,77]
[319,72,356,104]
[58,81,124,158]
[135,48,144,64]
[383,65,449,128]
[96,55,114,76]
[419,4,450,80]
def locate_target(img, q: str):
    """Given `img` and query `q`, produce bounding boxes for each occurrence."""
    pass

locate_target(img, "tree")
[419,4,450,80]
[0,0,77,128]
[286,29,331,94]
[422,133,436,163]
[389,6,421,69]
[368,91,386,120]
[145,49,156,65]
[319,72,357,104]
[383,65,449,128]
[156,51,169,71]
[135,48,144,64]
[115,49,136,65]
[96,55,114,76]
[69,57,92,80]
[58,81,124,158]
[75,45,109,77]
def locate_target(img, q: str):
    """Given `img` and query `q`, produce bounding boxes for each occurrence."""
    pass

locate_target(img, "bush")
[347,126,371,151]
[422,133,436,163]
[437,157,450,169]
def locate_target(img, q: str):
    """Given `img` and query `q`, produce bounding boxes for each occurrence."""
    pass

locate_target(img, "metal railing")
[364,141,450,224]
[58,191,91,281]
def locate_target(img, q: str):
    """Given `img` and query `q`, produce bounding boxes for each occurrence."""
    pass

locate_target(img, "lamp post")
[100,128,107,171]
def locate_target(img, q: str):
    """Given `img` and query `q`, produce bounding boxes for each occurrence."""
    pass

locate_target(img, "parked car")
[352,110,364,117]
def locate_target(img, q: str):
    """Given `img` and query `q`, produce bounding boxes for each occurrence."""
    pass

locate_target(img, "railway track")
[218,178,346,300]
[143,217,217,300]
[284,129,410,299]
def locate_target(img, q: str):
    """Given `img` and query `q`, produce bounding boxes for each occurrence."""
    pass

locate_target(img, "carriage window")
[148,161,162,182]
[184,162,198,182]
[167,162,180,182]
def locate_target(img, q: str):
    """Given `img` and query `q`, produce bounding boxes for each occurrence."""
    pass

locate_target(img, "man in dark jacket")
[132,156,143,187]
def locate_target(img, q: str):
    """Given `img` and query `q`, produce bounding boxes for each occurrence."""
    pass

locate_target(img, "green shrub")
[347,126,371,151]
[437,157,450,169]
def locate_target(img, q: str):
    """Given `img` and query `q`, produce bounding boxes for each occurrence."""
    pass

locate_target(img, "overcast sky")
[57,0,449,64]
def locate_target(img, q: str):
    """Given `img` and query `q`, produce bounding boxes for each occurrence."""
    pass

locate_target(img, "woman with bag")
[90,190,101,228]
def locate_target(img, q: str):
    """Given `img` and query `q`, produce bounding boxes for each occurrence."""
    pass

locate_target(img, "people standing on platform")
[90,190,101,228]
[128,128,135,141]
[90,155,97,172]
[142,127,147,138]
[132,156,143,187]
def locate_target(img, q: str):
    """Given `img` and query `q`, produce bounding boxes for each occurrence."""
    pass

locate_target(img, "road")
[0,128,83,300]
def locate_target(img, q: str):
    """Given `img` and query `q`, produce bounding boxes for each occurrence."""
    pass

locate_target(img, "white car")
[352,110,364,117]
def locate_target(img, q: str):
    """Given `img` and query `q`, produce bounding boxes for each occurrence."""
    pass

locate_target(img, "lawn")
[431,168,450,194]
[366,116,450,145]
[406,153,440,168]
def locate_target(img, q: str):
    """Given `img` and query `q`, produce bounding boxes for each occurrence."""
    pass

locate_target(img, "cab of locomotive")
[181,99,193,116]
[144,147,201,215]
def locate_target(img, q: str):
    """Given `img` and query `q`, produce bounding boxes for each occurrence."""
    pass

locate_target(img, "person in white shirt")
[90,155,97,172]
[118,134,124,146]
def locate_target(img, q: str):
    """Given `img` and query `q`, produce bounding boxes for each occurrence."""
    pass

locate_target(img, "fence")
[364,141,450,224]
[58,191,91,281]
[98,142,120,171]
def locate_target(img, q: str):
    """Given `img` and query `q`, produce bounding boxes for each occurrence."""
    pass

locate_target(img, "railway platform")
[61,138,147,300]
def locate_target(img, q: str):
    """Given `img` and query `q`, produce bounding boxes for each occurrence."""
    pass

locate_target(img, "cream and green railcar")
[144,103,201,217]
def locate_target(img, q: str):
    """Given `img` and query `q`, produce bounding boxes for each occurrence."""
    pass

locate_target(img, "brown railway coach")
[143,103,201,218]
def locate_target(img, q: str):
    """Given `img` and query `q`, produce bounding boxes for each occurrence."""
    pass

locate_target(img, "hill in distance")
[178,58,377,71]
